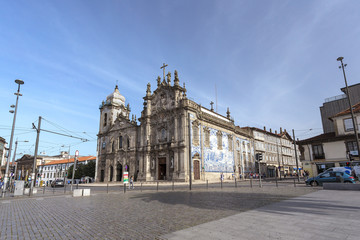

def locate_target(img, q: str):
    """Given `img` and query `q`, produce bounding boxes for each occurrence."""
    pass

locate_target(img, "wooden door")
[194,160,200,180]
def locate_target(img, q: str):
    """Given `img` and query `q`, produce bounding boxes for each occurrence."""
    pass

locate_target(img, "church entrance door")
[158,157,166,180]
[109,166,114,182]
[116,163,123,181]
[100,170,105,182]
[193,160,200,180]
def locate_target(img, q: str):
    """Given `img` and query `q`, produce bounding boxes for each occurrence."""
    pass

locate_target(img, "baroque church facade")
[96,69,256,183]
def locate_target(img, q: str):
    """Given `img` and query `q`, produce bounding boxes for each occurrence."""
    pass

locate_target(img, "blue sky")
[1,0,360,158]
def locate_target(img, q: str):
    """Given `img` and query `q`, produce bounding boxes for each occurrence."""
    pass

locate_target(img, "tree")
[67,161,96,179]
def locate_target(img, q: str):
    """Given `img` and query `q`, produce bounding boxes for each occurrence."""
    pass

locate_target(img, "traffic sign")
[75,150,79,157]
[123,172,129,184]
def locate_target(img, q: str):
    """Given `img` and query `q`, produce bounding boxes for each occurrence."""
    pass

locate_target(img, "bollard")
[124,184,126,193]
[275,177,278,187]
[206,180,208,190]
[235,178,237,188]
[221,179,223,189]
[53,186,55,194]
[157,181,159,191]
[43,185,45,195]
[107,183,109,193]
[172,180,174,191]
[76,183,78,189]
[250,177,253,188]
[141,182,142,192]
[293,179,296,187]
[64,184,66,194]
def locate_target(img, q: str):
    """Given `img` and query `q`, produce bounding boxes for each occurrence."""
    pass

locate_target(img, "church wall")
[190,113,242,181]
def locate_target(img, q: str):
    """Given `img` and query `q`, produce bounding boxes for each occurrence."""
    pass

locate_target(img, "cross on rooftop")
[160,63,168,80]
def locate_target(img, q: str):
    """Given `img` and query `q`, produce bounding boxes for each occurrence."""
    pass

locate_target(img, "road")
[0,182,317,239]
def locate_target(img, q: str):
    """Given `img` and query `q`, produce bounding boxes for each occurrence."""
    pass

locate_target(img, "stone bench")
[323,183,360,190]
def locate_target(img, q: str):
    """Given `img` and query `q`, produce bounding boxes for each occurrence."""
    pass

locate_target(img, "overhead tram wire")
[39,128,89,142]
[42,118,85,139]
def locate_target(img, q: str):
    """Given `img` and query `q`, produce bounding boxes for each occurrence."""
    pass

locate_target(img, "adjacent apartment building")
[299,84,360,177]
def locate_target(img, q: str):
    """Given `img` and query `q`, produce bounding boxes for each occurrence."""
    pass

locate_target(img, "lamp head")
[337,57,344,61]
[9,110,14,113]
[15,79,24,85]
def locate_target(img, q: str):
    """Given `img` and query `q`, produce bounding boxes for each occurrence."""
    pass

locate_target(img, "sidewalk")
[162,190,360,240]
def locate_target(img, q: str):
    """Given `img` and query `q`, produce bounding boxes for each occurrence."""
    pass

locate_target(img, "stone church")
[96,68,254,183]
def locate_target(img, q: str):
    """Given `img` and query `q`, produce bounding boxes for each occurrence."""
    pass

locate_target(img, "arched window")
[119,136,123,149]
[204,127,210,147]
[228,135,233,151]
[127,138,130,149]
[112,141,115,152]
[192,121,199,146]
[216,131,223,150]
[104,113,108,126]
[161,128,166,141]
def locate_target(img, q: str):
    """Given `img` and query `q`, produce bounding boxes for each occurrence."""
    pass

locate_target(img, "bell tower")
[98,85,128,134]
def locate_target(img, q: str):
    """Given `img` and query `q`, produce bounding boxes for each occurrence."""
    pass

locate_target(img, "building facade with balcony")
[299,102,360,177]
[0,137,7,178]
[243,127,300,178]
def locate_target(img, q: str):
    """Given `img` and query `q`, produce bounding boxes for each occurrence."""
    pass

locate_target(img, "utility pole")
[337,57,360,159]
[2,79,24,198]
[71,150,79,191]
[276,139,282,180]
[30,116,42,195]
[292,129,300,182]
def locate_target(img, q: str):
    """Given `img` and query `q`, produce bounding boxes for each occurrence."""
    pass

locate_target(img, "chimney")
[280,127,283,134]
[270,128,272,133]
[264,126,266,131]
[275,130,277,134]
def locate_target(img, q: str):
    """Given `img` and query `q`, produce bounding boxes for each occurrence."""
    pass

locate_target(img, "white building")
[38,156,96,185]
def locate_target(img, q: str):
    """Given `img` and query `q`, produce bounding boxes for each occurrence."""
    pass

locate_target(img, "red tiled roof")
[331,101,360,118]
[40,156,96,166]
[297,132,360,144]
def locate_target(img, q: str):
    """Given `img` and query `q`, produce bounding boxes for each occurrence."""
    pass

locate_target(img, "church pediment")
[110,117,136,131]
[151,89,176,113]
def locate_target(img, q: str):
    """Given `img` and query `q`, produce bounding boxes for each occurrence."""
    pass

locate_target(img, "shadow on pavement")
[130,190,314,212]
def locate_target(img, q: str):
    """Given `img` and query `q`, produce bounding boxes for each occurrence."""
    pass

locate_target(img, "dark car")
[306,171,355,186]
[51,179,65,188]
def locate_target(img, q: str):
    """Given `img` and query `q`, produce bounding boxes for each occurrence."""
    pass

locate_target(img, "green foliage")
[67,161,96,179]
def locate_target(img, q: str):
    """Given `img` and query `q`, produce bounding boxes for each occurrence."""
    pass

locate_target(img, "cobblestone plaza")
[0,182,317,240]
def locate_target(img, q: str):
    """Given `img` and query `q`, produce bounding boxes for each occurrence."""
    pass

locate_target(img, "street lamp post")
[337,57,360,159]
[1,79,24,198]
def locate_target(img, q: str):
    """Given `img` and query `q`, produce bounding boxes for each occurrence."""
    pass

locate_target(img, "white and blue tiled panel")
[190,118,234,173]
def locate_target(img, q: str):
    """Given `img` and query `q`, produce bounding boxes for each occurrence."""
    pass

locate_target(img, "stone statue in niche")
[151,158,155,169]
[170,156,174,168]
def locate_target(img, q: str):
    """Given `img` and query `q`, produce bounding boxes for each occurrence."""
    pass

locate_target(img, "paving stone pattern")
[0,185,317,240]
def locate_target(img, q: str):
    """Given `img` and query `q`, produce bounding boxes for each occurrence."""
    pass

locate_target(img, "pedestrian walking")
[220,172,224,181]
[129,176,134,189]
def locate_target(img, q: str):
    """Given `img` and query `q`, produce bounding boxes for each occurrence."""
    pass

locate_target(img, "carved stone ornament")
[167,71,171,85]
[147,83,151,95]
[174,70,179,86]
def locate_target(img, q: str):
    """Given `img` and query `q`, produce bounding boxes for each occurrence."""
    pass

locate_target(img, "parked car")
[306,171,355,186]
[51,179,64,188]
